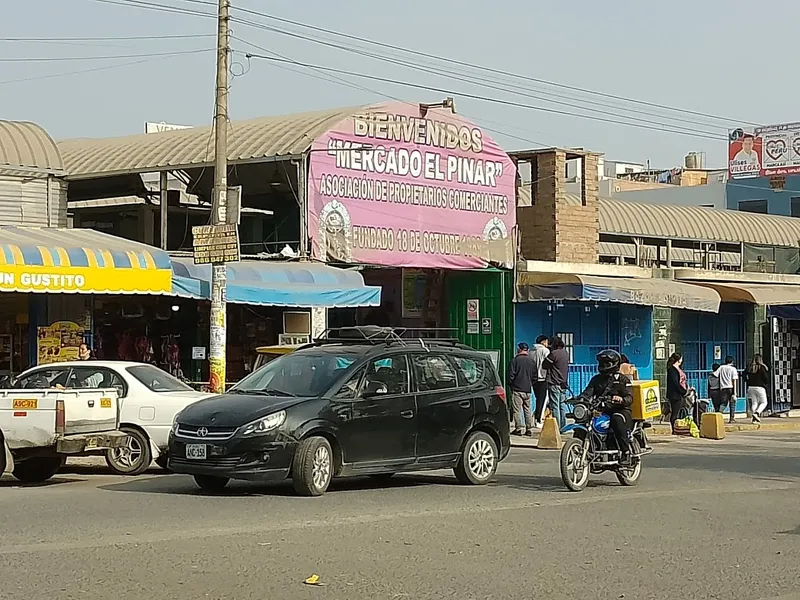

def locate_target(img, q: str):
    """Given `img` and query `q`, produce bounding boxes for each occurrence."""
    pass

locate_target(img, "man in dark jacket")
[579,349,634,460]
[544,336,570,431]
[507,342,536,436]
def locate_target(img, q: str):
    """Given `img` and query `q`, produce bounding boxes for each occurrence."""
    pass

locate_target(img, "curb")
[510,419,800,449]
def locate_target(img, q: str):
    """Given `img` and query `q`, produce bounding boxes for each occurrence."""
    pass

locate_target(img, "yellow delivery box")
[631,380,662,420]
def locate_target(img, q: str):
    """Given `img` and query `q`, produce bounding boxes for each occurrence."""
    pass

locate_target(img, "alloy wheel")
[468,438,495,480]
[111,435,142,469]
[311,445,331,490]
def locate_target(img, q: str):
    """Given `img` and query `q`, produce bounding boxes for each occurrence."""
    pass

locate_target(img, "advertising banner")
[728,122,800,179]
[307,102,517,269]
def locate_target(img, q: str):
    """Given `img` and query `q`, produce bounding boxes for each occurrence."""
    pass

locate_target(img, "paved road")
[1,433,800,600]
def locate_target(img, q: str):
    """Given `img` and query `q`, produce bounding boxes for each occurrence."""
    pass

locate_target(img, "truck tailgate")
[0,389,120,450]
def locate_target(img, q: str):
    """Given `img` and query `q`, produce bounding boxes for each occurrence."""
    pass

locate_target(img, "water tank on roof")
[685,152,705,169]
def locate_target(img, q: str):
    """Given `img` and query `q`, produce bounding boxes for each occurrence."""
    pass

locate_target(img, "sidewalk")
[510,415,800,449]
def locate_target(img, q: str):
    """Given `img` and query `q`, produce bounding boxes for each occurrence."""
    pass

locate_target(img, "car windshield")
[232,349,358,397]
[127,364,193,393]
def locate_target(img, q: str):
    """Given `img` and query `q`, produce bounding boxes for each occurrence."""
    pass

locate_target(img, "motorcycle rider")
[579,349,635,462]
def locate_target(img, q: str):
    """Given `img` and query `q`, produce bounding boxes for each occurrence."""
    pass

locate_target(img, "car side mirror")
[362,381,388,398]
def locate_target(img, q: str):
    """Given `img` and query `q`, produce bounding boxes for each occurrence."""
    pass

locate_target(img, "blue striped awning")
[170,257,381,308]
[0,226,173,294]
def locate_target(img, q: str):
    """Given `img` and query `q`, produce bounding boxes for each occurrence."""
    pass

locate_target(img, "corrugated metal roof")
[599,241,741,266]
[0,120,63,173]
[518,186,800,247]
[58,105,370,180]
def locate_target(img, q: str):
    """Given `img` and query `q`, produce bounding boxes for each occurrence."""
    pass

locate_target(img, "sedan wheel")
[292,436,334,496]
[105,427,152,476]
[454,431,498,485]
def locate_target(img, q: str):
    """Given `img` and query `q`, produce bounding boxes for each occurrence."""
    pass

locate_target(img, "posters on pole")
[307,102,517,269]
[728,122,800,179]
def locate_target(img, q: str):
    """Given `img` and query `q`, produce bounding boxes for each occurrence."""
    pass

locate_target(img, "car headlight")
[240,411,286,436]
[171,412,182,434]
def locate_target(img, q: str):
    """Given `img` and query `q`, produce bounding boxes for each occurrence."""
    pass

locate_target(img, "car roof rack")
[313,326,469,349]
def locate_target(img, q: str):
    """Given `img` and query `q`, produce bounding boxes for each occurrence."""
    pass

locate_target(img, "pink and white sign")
[307,102,517,269]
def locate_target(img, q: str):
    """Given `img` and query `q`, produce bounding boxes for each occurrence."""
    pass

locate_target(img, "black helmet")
[596,349,621,374]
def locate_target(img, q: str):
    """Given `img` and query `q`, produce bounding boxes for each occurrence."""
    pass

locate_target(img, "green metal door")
[445,269,513,384]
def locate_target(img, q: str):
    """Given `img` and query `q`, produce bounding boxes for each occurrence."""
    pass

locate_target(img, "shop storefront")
[0,225,174,374]
[678,304,747,411]
[169,256,381,383]
[683,280,800,414]
[305,101,517,371]
[514,270,721,392]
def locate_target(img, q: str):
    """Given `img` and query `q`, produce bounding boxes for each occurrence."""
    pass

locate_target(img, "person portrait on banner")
[733,134,760,168]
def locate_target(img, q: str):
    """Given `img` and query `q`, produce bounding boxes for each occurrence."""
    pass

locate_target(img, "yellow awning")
[692,281,800,305]
[0,226,172,295]
[515,272,721,313]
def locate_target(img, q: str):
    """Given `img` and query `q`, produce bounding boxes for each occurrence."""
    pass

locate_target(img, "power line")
[0,48,213,62]
[84,0,753,130]
[243,51,727,141]
[0,34,214,42]
[0,50,210,86]
[232,20,723,138]
[80,0,752,135]
[87,0,215,19]
[225,5,758,127]
[233,37,552,150]
[231,13,722,132]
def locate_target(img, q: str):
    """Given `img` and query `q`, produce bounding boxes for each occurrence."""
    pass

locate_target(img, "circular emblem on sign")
[196,427,209,438]
[483,217,508,242]
[318,200,353,262]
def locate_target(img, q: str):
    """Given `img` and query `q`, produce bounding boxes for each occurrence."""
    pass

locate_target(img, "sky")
[2,0,798,168]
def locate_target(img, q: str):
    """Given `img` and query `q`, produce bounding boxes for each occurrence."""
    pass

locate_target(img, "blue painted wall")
[514,301,653,393]
[726,175,800,215]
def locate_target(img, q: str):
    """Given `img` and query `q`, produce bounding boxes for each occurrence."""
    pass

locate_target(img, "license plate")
[100,398,112,408]
[12,399,37,410]
[86,438,98,449]
[186,444,207,460]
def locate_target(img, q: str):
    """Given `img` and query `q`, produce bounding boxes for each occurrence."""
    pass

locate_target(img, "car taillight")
[495,386,507,403]
[55,399,65,434]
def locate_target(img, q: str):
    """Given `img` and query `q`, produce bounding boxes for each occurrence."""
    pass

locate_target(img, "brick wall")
[517,150,599,263]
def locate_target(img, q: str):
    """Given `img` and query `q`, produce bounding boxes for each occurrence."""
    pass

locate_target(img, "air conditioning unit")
[278,334,309,346]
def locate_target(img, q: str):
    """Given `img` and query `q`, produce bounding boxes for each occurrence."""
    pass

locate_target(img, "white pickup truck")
[0,388,127,483]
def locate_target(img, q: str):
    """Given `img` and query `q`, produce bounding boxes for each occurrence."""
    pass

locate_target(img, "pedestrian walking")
[544,336,569,432]
[619,354,639,380]
[507,342,536,436]
[666,352,688,433]
[529,335,550,429]
[715,356,739,423]
[745,354,769,423]
[708,363,721,411]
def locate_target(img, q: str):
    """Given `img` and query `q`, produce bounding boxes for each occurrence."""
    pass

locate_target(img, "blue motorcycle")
[559,395,651,492]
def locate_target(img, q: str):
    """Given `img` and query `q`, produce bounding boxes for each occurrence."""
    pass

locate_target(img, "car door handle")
[458,400,471,409]
[400,410,414,419]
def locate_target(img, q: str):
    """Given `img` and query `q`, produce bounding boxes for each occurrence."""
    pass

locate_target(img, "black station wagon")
[168,326,510,496]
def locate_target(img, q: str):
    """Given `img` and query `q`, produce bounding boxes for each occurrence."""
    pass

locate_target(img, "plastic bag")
[674,416,699,438]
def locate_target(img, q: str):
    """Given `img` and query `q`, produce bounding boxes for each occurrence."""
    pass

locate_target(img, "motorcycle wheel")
[560,437,590,492]
[615,439,642,486]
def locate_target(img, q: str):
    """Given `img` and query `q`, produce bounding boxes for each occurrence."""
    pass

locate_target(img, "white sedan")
[12,361,211,475]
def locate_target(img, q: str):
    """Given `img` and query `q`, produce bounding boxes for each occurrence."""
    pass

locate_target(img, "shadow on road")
[97,471,585,497]
[0,476,84,488]
[98,473,461,497]
[646,451,800,482]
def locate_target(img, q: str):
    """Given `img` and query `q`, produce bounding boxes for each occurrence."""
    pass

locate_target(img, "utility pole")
[208,0,230,393]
